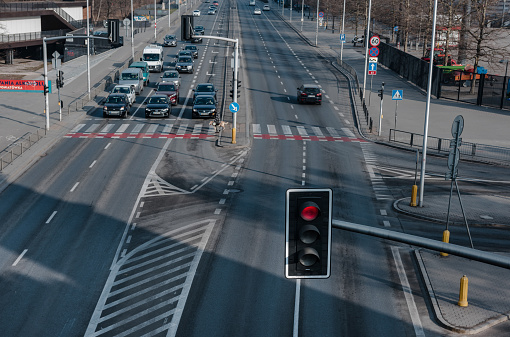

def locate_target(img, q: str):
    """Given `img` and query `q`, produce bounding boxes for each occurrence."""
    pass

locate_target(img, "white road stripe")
[86,124,100,133]
[12,249,28,266]
[115,124,129,134]
[192,124,202,134]
[267,124,277,135]
[131,123,144,133]
[253,124,261,134]
[70,182,79,192]
[46,211,57,224]
[162,124,173,134]
[177,124,188,135]
[71,124,85,133]
[146,124,158,134]
[311,127,323,137]
[296,126,307,136]
[342,128,355,138]
[326,127,339,137]
[282,125,292,135]
[100,124,115,133]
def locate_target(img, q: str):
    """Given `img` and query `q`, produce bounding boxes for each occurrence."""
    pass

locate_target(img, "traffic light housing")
[285,188,332,279]
[56,70,64,88]
[181,15,194,41]
[377,82,385,98]
[108,19,120,44]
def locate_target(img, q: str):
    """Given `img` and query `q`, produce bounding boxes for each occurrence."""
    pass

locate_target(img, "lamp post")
[169,0,171,28]
[154,0,157,42]
[86,0,90,99]
[340,0,346,62]
[362,0,372,100]
[131,0,134,60]
[499,59,509,109]
[300,0,304,31]
[315,0,319,46]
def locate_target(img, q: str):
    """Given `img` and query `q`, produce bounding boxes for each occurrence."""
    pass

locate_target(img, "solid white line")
[70,182,79,192]
[13,249,28,266]
[46,211,57,224]
[391,247,425,336]
[293,279,301,337]
[89,160,97,168]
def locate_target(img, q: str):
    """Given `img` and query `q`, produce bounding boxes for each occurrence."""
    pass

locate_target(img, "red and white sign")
[368,70,377,75]
[370,35,380,47]
[0,79,48,93]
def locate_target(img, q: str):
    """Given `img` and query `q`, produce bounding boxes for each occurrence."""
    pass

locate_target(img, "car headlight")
[120,107,125,110]
[193,108,198,113]
[103,106,108,111]
[146,108,152,112]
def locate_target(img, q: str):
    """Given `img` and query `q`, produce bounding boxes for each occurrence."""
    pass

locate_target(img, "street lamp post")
[131,0,134,60]
[154,0,157,41]
[300,0,304,31]
[362,0,372,100]
[340,0,346,62]
[169,0,171,28]
[499,59,509,109]
[86,0,90,99]
[315,0,319,46]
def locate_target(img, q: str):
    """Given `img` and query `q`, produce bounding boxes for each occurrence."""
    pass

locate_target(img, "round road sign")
[229,102,240,113]
[318,12,324,18]
[451,115,464,137]
[369,47,379,57]
[369,36,380,47]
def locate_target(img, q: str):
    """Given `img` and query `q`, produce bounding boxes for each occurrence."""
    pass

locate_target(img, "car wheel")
[145,113,150,118]
[103,112,107,118]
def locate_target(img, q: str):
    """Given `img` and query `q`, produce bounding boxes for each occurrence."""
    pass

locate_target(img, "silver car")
[160,70,181,87]
[111,84,136,106]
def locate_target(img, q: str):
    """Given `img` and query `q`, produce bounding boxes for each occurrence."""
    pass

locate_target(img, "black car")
[184,45,199,59]
[103,93,130,117]
[145,94,171,118]
[192,95,216,119]
[163,34,177,47]
[194,26,205,35]
[191,29,203,43]
[297,84,322,104]
[193,83,217,101]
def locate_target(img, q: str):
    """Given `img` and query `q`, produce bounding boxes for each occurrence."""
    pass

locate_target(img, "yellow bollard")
[458,275,469,307]
[440,230,450,257]
[231,127,236,144]
[410,185,418,207]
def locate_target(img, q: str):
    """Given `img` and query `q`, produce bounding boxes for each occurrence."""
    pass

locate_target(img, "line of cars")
[104,28,220,120]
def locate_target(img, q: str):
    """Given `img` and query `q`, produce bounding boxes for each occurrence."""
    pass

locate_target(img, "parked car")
[103,93,130,118]
[163,34,177,47]
[145,94,171,118]
[184,45,199,59]
[297,84,322,104]
[253,7,262,14]
[193,10,201,16]
[156,82,180,105]
[193,83,217,101]
[175,56,194,73]
[160,70,181,87]
[111,85,136,106]
[192,95,217,119]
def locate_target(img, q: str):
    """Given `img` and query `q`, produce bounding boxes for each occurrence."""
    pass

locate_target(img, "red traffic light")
[300,202,320,221]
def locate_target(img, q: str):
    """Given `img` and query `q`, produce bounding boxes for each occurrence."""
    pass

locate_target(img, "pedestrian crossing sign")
[392,90,403,100]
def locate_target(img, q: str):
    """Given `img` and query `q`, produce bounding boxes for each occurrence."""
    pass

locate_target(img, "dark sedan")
[192,95,217,119]
[103,93,130,118]
[193,83,217,101]
[145,95,171,118]
[297,84,322,104]
[163,34,177,47]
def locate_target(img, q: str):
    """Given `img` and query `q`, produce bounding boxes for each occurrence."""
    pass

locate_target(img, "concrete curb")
[414,249,510,334]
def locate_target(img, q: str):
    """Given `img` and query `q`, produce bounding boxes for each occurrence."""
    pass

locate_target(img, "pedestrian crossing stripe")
[392,90,403,100]
[64,133,216,139]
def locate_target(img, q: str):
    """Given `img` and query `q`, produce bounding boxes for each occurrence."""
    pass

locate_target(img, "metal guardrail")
[0,29,70,43]
[389,129,510,166]
[0,128,46,171]
[0,2,83,29]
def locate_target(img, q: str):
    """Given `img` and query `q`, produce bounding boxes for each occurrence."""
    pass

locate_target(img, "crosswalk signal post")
[285,188,332,279]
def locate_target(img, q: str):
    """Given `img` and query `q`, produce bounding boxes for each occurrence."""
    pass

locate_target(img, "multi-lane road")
[1,0,509,336]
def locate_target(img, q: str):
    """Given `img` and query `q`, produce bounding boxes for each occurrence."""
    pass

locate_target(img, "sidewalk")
[279,9,510,334]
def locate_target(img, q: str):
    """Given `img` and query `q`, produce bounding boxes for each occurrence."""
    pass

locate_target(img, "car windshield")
[165,35,175,40]
[113,87,129,94]
[195,26,204,30]
[195,97,215,105]
[163,72,178,78]
[121,73,138,80]
[106,96,124,103]
[148,97,168,104]
[158,84,176,91]
[179,57,192,63]
[143,53,160,61]
[185,46,196,50]
[303,87,320,94]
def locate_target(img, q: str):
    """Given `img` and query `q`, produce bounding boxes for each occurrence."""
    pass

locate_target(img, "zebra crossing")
[360,142,393,201]
[252,124,365,142]
[65,122,217,139]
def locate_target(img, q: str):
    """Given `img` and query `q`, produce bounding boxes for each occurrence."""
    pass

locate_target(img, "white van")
[142,44,164,72]
[119,68,144,95]
[249,0,255,5]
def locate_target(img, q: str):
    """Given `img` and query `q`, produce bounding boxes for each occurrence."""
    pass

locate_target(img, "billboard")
[0,79,51,93]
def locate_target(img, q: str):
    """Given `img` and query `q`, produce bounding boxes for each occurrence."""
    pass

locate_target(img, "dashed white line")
[70,182,80,192]
[46,211,57,224]
[383,221,391,227]
[219,199,226,204]
[380,210,387,216]
[89,160,97,168]
[104,143,111,149]
[12,249,28,266]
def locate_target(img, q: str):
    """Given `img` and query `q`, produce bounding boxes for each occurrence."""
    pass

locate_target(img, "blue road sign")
[394,26,399,32]
[318,11,324,18]
[392,90,403,100]
[229,102,240,113]
[369,62,377,72]
[340,34,346,43]
[369,47,379,57]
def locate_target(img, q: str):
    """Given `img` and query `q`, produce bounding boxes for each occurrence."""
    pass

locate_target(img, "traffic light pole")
[193,35,239,143]
[42,35,109,130]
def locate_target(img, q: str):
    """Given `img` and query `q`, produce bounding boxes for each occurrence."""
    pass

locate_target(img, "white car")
[111,84,136,106]
[254,7,261,14]
[263,4,270,10]
[193,10,201,16]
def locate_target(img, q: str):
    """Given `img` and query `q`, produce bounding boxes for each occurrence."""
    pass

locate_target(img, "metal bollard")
[410,185,418,207]
[440,230,450,257]
[458,275,468,307]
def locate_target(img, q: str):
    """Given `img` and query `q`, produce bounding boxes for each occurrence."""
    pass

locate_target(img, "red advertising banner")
[0,79,51,93]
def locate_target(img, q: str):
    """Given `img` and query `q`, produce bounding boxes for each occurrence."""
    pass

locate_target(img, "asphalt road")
[1,0,509,336]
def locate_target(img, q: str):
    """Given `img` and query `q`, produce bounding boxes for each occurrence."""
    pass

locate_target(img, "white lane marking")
[214,209,222,215]
[146,124,158,134]
[334,106,339,111]
[162,124,173,134]
[311,127,323,137]
[296,126,307,136]
[71,124,85,133]
[100,124,115,133]
[46,211,57,224]
[327,127,339,137]
[70,182,80,192]
[104,143,111,150]
[267,124,277,135]
[253,124,261,135]
[89,160,97,168]
[391,247,425,336]
[86,124,100,133]
[282,125,292,135]
[342,128,356,138]
[131,124,144,133]
[293,279,301,337]
[12,249,28,266]
[115,124,129,134]
[380,209,387,216]
[344,119,351,125]
[219,199,226,205]
[383,220,391,227]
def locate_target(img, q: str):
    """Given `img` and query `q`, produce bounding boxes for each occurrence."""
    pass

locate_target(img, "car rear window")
[107,96,124,103]
[195,97,215,105]
[163,72,178,78]
[197,85,214,92]
[158,84,176,91]
[304,87,320,94]
[149,97,168,104]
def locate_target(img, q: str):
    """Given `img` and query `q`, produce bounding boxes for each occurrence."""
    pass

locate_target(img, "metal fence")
[0,128,46,171]
[389,129,510,165]
[0,29,70,43]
